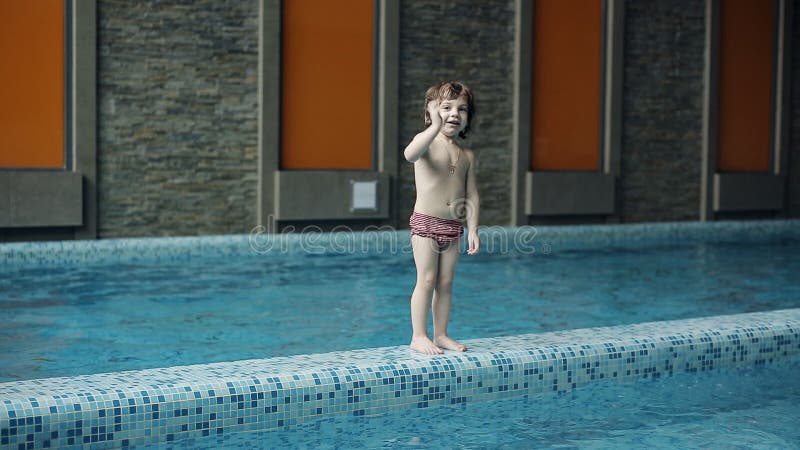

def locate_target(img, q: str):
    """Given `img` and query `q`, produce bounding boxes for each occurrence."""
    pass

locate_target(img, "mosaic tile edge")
[2,308,798,449]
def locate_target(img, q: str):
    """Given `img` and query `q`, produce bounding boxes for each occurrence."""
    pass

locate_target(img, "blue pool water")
[143,356,800,449]
[2,238,800,381]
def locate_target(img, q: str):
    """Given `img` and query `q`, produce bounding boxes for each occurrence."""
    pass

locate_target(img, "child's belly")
[413,185,467,221]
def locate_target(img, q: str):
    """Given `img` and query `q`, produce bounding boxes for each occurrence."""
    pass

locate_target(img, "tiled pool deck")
[2,220,800,449]
[2,309,798,449]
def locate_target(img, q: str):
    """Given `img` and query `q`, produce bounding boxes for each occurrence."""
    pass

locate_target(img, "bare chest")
[420,147,466,177]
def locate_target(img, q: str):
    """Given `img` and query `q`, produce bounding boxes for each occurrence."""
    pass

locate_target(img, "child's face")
[438,95,469,137]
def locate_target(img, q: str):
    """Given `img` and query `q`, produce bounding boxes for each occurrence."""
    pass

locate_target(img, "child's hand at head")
[426,99,442,129]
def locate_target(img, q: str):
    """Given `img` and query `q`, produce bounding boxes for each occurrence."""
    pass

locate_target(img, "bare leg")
[432,239,467,352]
[409,235,443,355]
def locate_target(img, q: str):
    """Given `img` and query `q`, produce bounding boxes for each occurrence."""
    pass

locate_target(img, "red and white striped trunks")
[409,211,464,248]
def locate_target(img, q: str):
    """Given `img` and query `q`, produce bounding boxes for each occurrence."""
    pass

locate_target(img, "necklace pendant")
[449,165,455,175]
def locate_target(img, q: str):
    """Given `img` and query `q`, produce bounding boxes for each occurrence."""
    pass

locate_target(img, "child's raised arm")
[403,100,441,162]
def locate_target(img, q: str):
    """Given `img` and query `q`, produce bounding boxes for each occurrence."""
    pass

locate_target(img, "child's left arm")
[465,149,480,255]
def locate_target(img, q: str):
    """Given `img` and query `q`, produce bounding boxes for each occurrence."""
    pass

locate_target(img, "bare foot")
[410,336,443,355]
[434,335,467,352]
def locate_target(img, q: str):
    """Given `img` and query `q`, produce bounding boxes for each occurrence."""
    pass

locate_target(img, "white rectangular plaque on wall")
[351,180,378,212]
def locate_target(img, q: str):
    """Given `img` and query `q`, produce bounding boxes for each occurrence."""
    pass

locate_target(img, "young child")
[403,81,480,355]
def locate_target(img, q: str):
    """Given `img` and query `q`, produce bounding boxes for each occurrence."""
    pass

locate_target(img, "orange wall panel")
[531,0,602,171]
[717,0,774,172]
[281,0,374,170]
[0,0,65,168]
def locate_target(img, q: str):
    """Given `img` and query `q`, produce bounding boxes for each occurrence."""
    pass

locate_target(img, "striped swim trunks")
[409,211,464,248]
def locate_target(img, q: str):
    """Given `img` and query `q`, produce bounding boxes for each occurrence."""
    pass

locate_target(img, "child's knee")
[417,273,437,290]
[436,277,453,292]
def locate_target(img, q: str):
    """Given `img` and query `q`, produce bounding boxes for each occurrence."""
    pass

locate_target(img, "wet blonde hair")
[423,80,475,138]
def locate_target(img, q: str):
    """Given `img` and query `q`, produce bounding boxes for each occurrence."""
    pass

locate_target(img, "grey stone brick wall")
[88,0,798,239]
[397,0,516,227]
[96,0,259,238]
[620,0,705,222]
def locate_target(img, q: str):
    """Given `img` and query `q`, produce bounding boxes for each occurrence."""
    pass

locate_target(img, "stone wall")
[96,0,259,238]
[620,0,706,222]
[396,0,711,226]
[397,0,516,226]
[90,0,799,239]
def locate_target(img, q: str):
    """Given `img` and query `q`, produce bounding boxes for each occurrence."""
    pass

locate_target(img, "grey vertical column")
[258,0,281,230]
[511,0,533,227]
[700,0,720,221]
[603,0,625,223]
[775,0,793,215]
[378,0,400,228]
[73,0,97,239]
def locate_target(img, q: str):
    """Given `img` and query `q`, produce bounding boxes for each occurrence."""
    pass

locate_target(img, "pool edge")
[2,219,800,269]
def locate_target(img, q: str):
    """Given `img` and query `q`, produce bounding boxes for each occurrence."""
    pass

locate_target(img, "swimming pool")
[2,221,799,381]
[1,220,799,449]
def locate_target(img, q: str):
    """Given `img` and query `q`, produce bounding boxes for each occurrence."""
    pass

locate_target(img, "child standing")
[403,81,480,355]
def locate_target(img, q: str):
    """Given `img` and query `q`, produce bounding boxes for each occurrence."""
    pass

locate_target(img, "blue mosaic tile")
[1,308,798,449]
